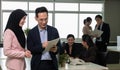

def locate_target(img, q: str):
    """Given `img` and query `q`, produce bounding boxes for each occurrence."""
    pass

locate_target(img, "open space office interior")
[0,0,120,70]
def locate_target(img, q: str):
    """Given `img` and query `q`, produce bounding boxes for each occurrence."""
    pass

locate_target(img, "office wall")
[104,0,120,42]
[0,0,1,41]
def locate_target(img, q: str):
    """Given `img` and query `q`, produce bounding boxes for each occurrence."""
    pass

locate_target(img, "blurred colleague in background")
[95,15,110,66]
[82,17,92,35]
[81,34,97,63]
[64,34,85,59]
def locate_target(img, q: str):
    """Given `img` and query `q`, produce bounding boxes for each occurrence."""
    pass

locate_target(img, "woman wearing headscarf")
[3,9,31,70]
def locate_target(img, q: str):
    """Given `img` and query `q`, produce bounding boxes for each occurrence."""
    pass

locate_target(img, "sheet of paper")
[70,58,85,65]
[43,38,59,53]
[90,29,103,37]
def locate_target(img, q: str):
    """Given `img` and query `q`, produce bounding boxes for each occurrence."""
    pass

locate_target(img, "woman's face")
[19,16,27,27]
[82,41,87,48]
[67,37,75,46]
[85,21,91,26]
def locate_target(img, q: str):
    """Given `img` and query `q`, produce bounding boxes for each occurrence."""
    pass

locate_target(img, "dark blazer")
[100,23,110,44]
[82,47,97,63]
[64,43,86,58]
[27,25,61,70]
[95,22,110,52]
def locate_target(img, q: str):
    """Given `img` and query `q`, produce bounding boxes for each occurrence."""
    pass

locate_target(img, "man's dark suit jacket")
[95,22,110,52]
[27,25,61,70]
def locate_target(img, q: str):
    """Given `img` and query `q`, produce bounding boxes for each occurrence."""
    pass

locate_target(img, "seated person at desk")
[63,34,85,58]
[81,34,97,63]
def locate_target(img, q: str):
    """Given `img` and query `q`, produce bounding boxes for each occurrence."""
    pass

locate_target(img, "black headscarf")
[4,9,27,48]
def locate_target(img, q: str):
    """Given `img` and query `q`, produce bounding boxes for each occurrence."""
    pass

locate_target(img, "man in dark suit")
[95,15,110,66]
[27,7,61,70]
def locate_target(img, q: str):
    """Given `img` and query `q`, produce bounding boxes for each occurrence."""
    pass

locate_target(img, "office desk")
[59,62,108,70]
[107,46,120,52]
[107,46,120,64]
[0,48,108,70]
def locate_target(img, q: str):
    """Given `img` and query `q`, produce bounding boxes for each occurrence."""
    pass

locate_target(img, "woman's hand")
[25,50,32,58]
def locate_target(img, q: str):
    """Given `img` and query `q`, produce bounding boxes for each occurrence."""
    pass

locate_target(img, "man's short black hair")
[35,6,48,17]
[95,15,102,19]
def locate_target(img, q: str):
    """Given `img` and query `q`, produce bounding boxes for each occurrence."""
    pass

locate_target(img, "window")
[28,13,52,29]
[80,3,103,12]
[55,3,78,11]
[55,3,103,38]
[29,2,53,11]
[55,13,78,38]
[2,12,10,32]
[2,1,27,10]
[1,1,104,41]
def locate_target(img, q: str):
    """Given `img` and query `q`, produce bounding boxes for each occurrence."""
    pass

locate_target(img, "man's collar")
[38,25,47,32]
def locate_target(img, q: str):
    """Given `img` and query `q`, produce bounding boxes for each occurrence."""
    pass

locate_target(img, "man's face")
[36,12,48,29]
[95,18,102,25]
